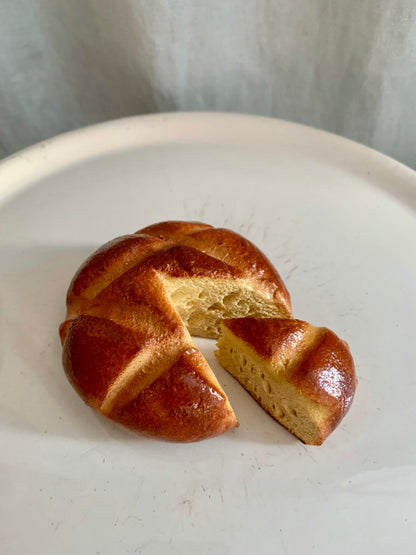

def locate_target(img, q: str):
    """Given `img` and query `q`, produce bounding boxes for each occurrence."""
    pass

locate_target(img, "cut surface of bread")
[216,318,357,445]
[60,221,292,442]
[162,275,283,338]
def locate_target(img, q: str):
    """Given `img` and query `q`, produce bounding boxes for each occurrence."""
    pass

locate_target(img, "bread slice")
[216,318,357,445]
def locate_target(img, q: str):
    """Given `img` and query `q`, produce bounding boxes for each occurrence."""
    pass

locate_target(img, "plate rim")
[1,111,415,207]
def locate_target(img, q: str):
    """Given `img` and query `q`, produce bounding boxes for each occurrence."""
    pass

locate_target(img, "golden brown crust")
[112,348,237,442]
[65,234,168,317]
[141,244,239,279]
[60,221,291,441]
[82,267,189,337]
[62,314,149,409]
[138,221,213,241]
[220,318,357,442]
[222,318,311,362]
[289,327,357,428]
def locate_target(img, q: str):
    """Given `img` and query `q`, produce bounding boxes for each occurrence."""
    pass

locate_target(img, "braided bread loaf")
[216,318,357,445]
[60,221,292,441]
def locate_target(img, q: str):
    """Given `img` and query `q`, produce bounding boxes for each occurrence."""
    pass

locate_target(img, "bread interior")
[162,276,284,339]
[215,325,330,445]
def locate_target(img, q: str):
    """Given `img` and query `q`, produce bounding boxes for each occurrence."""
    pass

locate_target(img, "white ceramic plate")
[1,113,415,555]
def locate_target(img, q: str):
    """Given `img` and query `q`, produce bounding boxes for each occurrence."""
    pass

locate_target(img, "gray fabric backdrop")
[1,0,415,167]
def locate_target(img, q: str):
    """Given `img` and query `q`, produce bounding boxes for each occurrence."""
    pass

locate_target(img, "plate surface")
[1,113,415,554]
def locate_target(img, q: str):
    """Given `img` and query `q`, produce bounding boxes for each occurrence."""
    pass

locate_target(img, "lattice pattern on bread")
[60,221,292,441]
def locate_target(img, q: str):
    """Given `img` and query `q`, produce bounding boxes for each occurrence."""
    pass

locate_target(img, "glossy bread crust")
[60,221,292,441]
[112,348,235,442]
[219,318,357,443]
